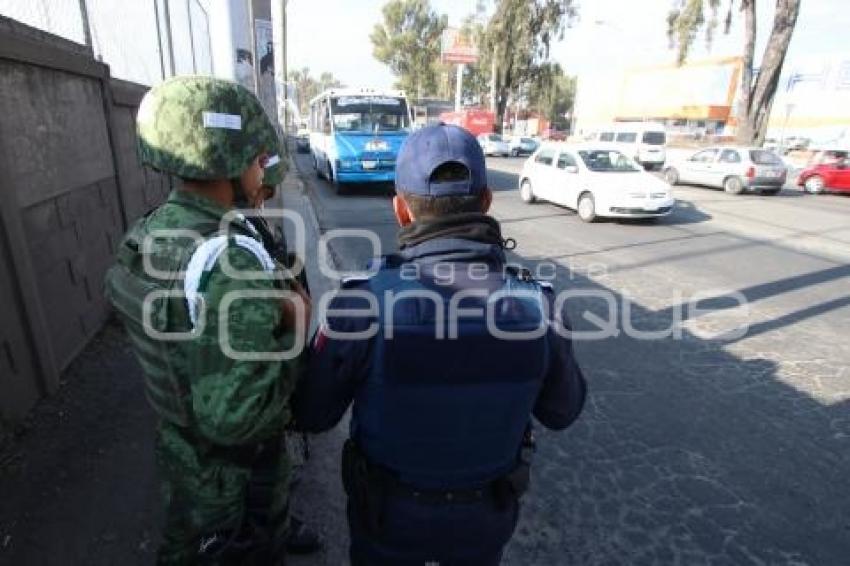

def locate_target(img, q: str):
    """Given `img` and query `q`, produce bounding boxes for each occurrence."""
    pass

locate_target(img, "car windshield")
[330,96,410,133]
[579,150,640,172]
[521,137,535,143]
[749,150,783,165]
[642,131,666,145]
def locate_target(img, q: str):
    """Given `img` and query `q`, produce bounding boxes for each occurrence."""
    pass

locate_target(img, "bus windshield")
[330,96,410,133]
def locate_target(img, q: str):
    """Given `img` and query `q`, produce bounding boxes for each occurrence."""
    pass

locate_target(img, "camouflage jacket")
[107,190,299,447]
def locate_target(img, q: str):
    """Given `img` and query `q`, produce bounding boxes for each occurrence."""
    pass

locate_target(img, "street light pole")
[455,64,464,112]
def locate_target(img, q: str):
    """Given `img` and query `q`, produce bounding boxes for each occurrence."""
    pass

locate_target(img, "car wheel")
[804,175,825,194]
[520,179,536,203]
[327,161,335,184]
[724,176,745,195]
[577,192,597,223]
[664,167,679,185]
[314,156,322,179]
[511,148,519,157]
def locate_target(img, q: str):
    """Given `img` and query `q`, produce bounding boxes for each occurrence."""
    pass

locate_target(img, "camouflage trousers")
[155,424,291,565]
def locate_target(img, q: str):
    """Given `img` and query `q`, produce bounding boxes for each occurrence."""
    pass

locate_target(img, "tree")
[459,18,491,105]
[667,0,802,145]
[480,0,576,131]
[289,67,344,116]
[371,0,448,99]
[527,63,575,127]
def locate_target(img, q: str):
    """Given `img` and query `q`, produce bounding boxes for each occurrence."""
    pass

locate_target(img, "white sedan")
[518,144,676,222]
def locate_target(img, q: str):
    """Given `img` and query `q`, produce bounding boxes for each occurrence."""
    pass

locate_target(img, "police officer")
[293,123,587,565]
[105,76,312,564]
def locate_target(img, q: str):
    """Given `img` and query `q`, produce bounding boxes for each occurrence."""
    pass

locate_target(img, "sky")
[286,0,850,90]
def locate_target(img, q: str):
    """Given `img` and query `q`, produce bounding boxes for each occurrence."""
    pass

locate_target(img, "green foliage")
[289,67,344,116]
[666,0,729,64]
[665,0,801,144]
[480,0,576,128]
[371,0,449,98]
[459,18,491,104]
[527,63,575,125]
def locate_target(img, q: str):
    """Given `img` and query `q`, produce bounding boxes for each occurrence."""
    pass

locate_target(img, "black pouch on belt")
[341,439,388,536]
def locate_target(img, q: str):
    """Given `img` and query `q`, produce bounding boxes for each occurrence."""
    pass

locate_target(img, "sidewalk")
[0,163,345,565]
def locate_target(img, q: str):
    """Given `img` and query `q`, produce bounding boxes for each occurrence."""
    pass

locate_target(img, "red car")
[797,150,850,194]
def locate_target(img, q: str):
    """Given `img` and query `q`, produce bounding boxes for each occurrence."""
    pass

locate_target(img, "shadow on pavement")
[497,253,849,565]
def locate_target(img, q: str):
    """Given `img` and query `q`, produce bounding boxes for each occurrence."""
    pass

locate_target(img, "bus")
[308,88,412,192]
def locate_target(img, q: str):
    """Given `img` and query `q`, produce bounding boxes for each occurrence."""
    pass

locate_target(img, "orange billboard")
[616,57,742,120]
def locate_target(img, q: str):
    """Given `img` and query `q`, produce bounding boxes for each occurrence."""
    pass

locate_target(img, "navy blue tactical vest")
[351,261,550,490]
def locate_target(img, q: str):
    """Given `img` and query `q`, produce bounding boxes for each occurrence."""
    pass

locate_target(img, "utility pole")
[78,0,93,52]
[455,64,464,112]
[490,55,496,111]
[455,63,464,112]
[272,0,289,135]
[153,0,167,79]
[162,0,177,76]
[282,0,288,133]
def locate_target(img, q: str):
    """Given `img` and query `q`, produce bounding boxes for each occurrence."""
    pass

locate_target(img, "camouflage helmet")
[260,120,287,187]
[136,76,275,180]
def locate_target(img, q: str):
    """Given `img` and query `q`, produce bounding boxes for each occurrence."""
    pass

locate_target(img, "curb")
[286,154,345,273]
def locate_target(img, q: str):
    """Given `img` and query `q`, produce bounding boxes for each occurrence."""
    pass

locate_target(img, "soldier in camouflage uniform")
[105,76,312,565]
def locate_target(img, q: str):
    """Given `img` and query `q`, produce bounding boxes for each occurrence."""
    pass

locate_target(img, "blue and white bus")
[308,88,412,191]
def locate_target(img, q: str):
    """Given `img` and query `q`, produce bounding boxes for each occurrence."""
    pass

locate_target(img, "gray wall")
[0,16,170,422]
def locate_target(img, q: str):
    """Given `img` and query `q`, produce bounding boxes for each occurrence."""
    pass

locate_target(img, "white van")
[590,123,667,170]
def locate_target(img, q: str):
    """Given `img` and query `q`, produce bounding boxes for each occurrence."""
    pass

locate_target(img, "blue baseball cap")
[395,123,487,196]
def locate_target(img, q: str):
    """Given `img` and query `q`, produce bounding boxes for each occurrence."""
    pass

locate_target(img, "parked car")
[797,149,850,194]
[588,122,667,170]
[764,136,810,155]
[295,126,310,153]
[663,146,787,195]
[477,133,511,157]
[519,143,675,222]
[543,128,567,141]
[784,136,811,152]
[509,136,539,157]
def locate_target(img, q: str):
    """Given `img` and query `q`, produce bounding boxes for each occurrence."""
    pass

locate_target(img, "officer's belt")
[387,480,493,504]
[343,439,529,507]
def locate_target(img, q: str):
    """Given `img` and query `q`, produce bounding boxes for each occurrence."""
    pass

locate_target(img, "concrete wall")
[0,16,170,423]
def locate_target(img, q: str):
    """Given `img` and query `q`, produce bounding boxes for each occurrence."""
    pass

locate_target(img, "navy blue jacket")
[293,236,586,439]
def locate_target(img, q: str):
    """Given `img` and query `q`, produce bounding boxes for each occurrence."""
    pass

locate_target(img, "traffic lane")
[293,153,850,563]
[486,157,850,336]
[486,157,850,337]
[484,161,850,564]
[292,150,400,271]
[486,156,850,263]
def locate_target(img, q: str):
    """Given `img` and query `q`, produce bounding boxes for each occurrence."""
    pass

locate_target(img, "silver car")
[477,133,511,157]
[509,136,539,157]
[664,146,788,195]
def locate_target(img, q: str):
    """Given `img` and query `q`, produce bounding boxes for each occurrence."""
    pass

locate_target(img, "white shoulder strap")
[183,234,276,328]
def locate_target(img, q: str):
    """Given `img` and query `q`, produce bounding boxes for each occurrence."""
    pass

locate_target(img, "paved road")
[293,150,850,565]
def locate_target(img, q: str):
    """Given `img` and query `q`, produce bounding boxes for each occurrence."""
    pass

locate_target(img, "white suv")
[591,123,667,170]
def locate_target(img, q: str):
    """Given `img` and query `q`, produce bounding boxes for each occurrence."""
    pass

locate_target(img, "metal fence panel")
[0,0,85,44]
[0,0,213,85]
[87,0,162,85]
